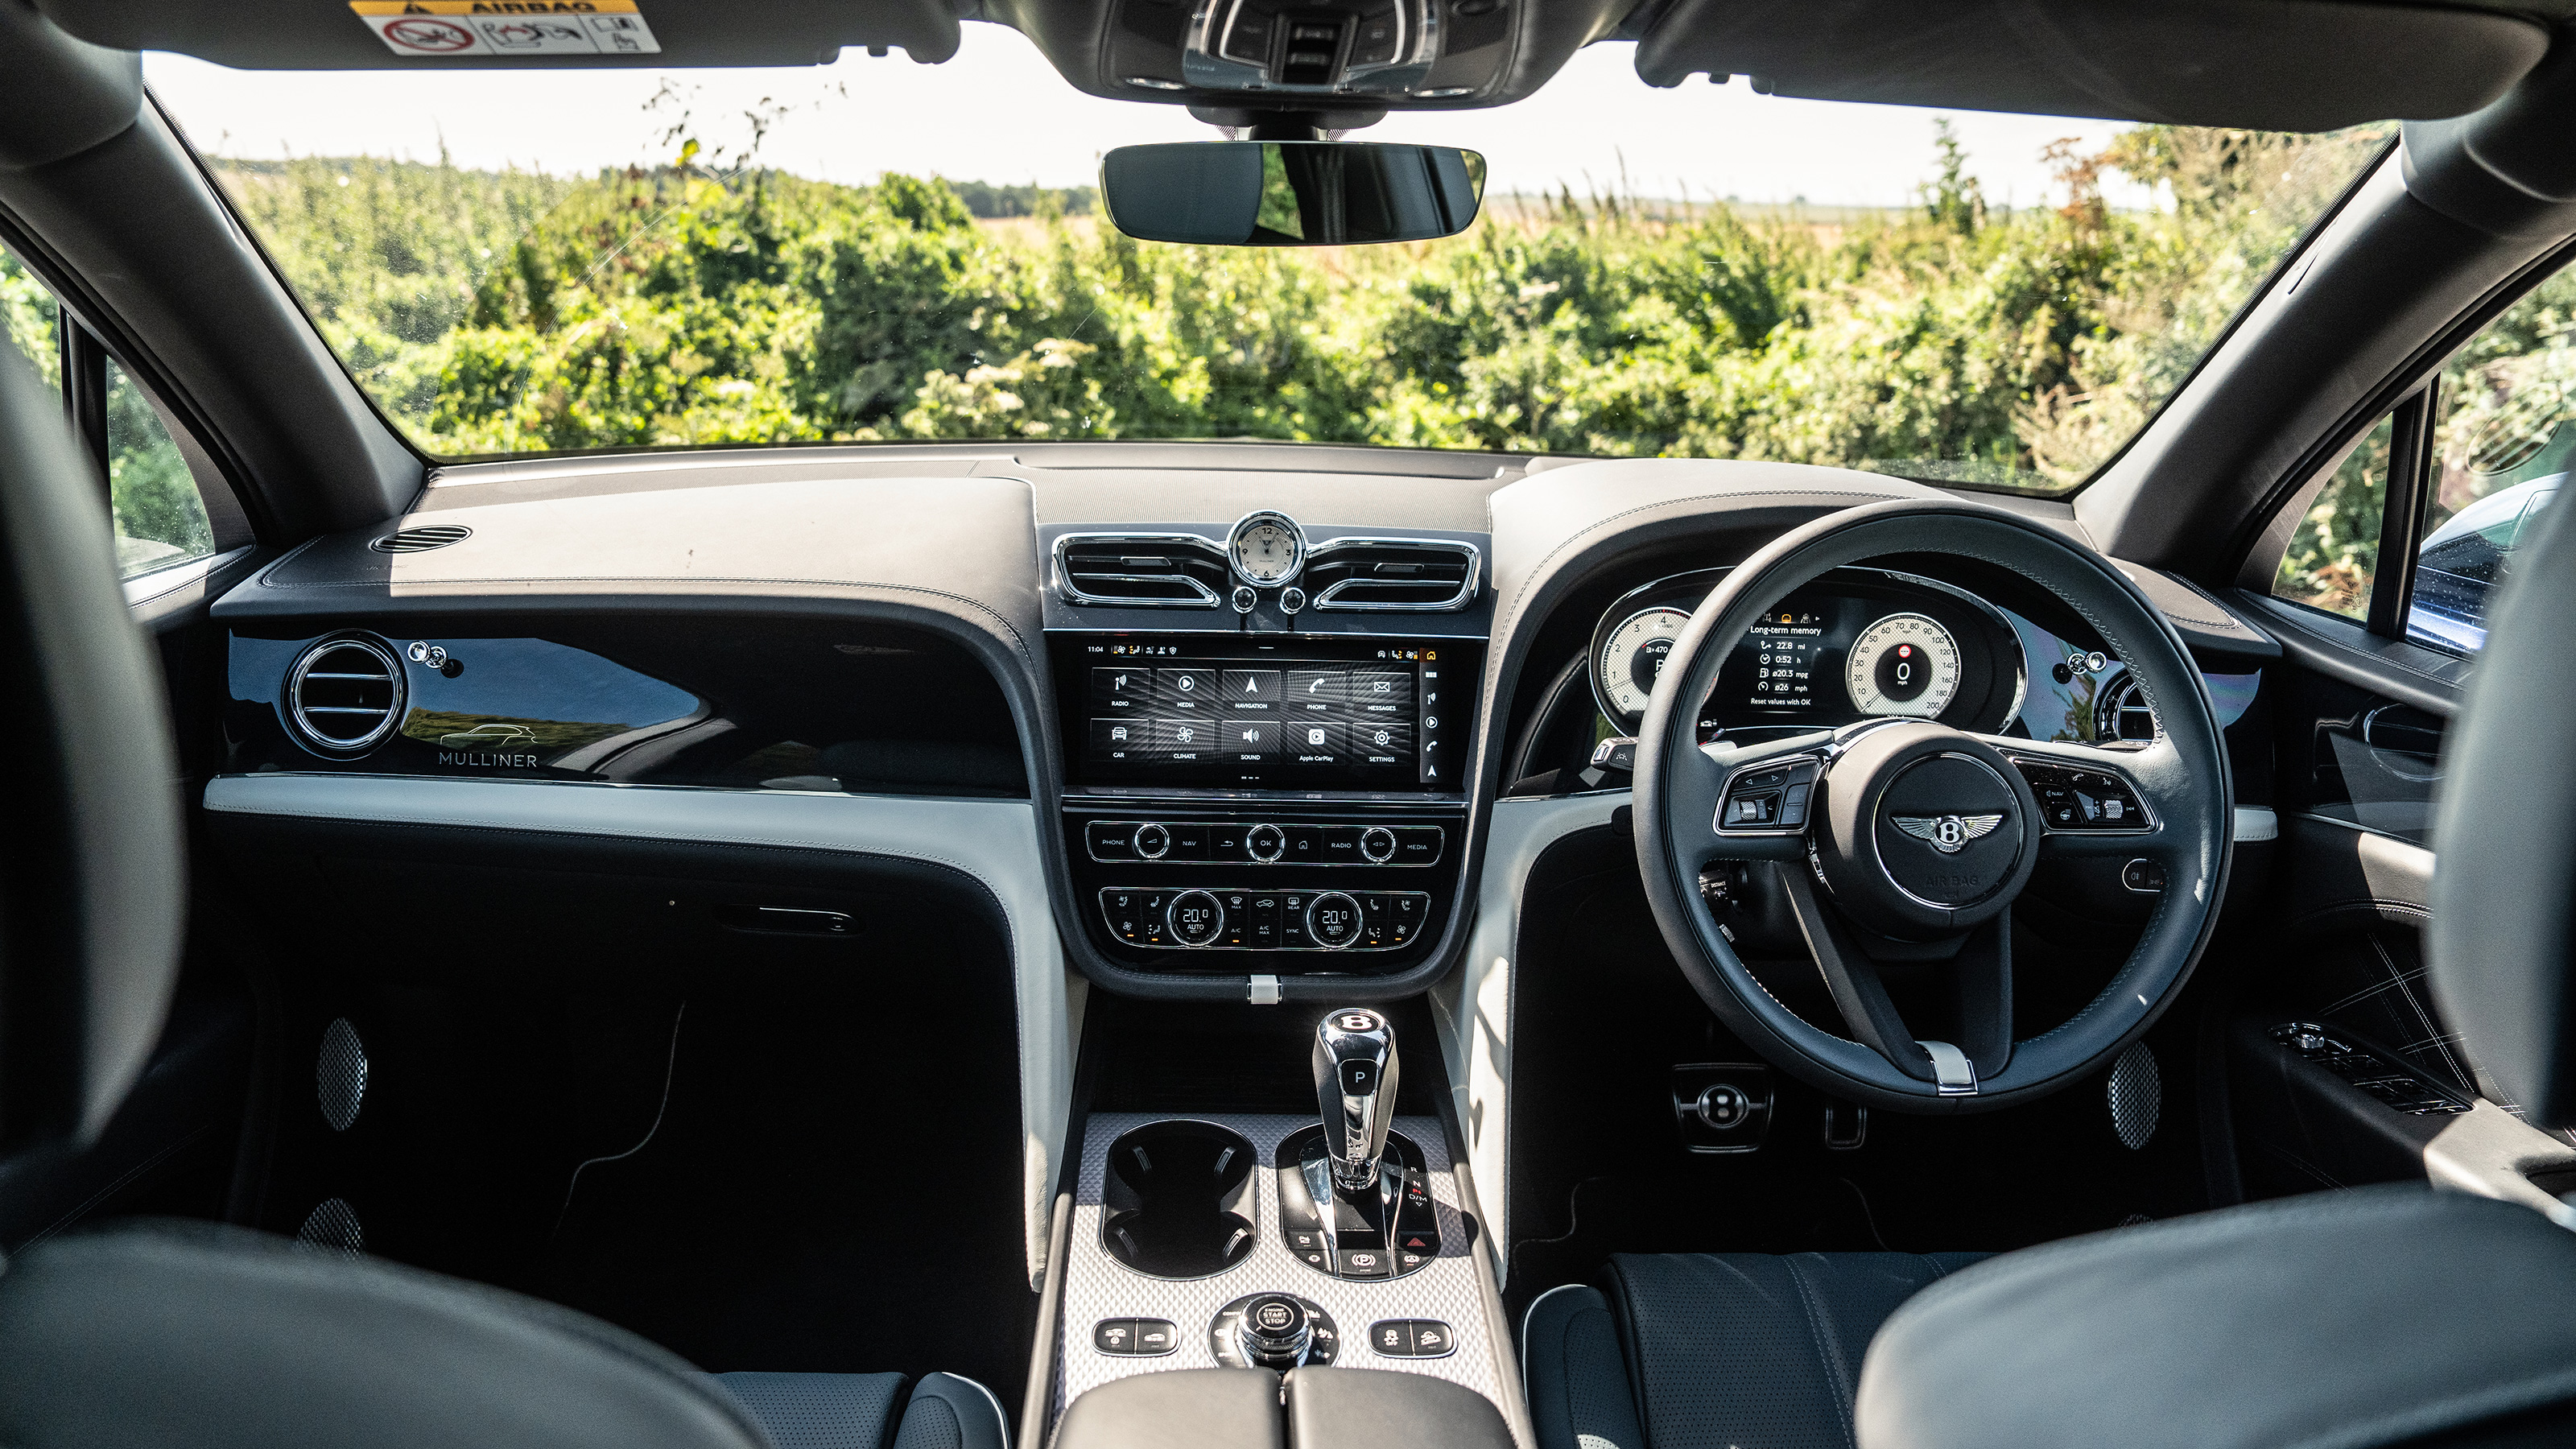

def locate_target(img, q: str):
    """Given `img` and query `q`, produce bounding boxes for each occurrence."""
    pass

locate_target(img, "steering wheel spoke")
[1966,733,2188,861]
[1773,863,1939,1084]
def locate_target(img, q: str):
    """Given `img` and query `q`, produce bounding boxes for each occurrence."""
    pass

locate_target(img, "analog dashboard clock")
[1228,510,1307,588]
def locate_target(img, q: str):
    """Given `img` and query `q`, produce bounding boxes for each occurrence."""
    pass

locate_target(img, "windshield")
[147,34,2388,493]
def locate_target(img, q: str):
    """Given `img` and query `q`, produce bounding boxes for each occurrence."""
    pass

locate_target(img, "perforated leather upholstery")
[1525,1252,1986,1449]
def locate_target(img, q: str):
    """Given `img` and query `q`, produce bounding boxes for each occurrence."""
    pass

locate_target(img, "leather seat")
[719,1369,1005,1449]
[1524,1252,1986,1449]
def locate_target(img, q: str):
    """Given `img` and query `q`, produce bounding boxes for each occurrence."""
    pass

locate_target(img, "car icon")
[437,722,538,750]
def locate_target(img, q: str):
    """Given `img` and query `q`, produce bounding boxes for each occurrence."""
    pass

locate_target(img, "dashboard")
[197,444,2280,1006]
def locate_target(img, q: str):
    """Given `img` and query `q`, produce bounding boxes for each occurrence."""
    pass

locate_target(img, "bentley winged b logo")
[1893,813,2005,854]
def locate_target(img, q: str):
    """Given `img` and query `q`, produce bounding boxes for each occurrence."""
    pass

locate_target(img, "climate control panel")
[1087,819,1443,866]
[1100,887,1430,951]
[1066,804,1462,973]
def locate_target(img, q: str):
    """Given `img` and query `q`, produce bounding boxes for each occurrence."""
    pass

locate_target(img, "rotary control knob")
[1239,1295,1311,1368]
[1167,890,1224,947]
[1306,891,1364,949]
[1360,826,1397,863]
[1212,1293,1338,1371]
[1247,823,1286,863]
[1133,823,1170,860]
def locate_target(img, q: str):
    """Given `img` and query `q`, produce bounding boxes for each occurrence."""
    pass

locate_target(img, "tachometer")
[1845,613,1961,717]
[1596,605,1691,722]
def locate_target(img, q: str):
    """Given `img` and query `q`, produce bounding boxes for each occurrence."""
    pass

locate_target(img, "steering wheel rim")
[1632,499,2232,1112]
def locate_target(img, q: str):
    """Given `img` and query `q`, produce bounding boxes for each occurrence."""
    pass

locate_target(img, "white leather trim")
[1429,790,1625,1290]
[203,773,1072,1288]
[2235,805,2280,843]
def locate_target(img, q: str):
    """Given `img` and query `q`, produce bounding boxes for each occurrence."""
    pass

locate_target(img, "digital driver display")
[1059,636,1470,791]
[1739,607,1830,711]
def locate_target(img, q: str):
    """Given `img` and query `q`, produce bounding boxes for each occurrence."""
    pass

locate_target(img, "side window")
[2272,410,2394,621]
[106,358,215,574]
[2409,269,2576,653]
[2,245,231,579]
[1,246,59,406]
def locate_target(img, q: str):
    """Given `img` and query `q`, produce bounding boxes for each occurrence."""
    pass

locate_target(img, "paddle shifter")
[1314,1007,1400,1191]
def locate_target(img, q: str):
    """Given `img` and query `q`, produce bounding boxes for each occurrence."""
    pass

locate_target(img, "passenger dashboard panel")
[224,617,1028,797]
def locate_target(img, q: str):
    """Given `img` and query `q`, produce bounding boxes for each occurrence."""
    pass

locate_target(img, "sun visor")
[1633,0,2559,130]
[32,0,963,68]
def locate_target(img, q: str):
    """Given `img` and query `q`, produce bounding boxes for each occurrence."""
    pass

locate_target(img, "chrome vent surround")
[1304,538,1480,612]
[287,636,407,753]
[2095,674,2159,744]
[369,524,472,554]
[1055,534,1232,608]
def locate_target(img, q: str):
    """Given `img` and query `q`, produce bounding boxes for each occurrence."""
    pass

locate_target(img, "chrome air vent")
[1055,534,1231,608]
[287,636,407,753]
[2095,674,2159,745]
[1304,538,1480,611]
[369,525,472,554]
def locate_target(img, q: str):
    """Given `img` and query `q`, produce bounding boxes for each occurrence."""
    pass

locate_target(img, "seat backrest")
[0,1220,775,1449]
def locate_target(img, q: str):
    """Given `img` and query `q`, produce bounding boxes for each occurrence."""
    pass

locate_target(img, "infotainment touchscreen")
[1055,634,1474,791]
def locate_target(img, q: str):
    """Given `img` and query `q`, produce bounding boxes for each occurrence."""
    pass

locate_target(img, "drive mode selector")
[1246,823,1286,863]
[1167,890,1224,947]
[1360,826,1397,863]
[1306,892,1364,948]
[1210,1293,1339,1371]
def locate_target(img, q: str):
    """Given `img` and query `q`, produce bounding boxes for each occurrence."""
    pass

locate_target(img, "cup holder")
[1101,1121,1258,1279]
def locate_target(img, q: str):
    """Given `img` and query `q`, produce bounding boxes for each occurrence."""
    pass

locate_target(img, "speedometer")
[1597,606,1691,722]
[1845,613,1961,717]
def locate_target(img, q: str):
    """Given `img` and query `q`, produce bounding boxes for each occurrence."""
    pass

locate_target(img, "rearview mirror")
[1100,142,1486,246]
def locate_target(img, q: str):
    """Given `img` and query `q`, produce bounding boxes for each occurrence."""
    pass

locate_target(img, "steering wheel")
[1632,500,2231,1111]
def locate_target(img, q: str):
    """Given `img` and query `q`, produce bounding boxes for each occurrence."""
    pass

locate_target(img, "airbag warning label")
[349,1,662,57]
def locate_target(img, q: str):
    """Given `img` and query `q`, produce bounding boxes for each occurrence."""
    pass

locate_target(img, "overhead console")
[989,0,1633,114]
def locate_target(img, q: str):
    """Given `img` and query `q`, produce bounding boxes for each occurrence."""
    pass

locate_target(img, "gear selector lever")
[1314,1008,1399,1191]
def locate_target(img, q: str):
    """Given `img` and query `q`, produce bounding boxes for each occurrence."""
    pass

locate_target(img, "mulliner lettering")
[438,751,540,767]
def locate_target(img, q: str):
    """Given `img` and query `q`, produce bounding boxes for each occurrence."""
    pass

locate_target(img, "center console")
[1053,633,1480,975]
[1051,1010,1516,1447]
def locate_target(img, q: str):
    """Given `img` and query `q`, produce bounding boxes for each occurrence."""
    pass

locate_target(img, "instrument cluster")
[1587,567,2030,741]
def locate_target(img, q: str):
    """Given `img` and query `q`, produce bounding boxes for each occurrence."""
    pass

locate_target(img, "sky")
[142,24,2145,210]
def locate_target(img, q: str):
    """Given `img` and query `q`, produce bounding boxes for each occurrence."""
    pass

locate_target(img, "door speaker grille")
[317,1018,367,1132]
[295,1198,365,1258]
[2108,1042,2161,1150]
